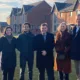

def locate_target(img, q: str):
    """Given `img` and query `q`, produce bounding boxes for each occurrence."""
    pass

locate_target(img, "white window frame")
[60,13,63,17]
[70,12,72,17]
[77,10,80,14]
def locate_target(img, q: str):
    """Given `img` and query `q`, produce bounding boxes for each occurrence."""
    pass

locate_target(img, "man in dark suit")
[71,14,80,80]
[35,23,55,80]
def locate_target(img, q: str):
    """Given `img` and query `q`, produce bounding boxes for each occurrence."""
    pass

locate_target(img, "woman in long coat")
[55,22,72,80]
[0,27,16,80]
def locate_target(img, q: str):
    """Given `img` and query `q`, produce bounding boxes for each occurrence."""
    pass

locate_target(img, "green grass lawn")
[0,50,76,80]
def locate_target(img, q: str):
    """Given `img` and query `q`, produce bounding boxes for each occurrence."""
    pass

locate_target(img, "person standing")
[55,22,72,80]
[17,23,34,80]
[71,14,80,80]
[0,27,16,80]
[0,52,2,70]
[35,23,55,80]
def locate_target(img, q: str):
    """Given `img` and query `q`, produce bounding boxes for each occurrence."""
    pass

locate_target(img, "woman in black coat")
[0,27,16,80]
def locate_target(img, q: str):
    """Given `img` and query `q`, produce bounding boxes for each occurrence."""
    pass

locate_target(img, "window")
[76,10,80,14]
[70,12,72,17]
[60,13,62,17]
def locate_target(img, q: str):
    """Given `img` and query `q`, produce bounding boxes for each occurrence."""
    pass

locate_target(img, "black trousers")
[2,67,15,80]
[59,71,69,80]
[20,57,33,80]
[38,66,54,80]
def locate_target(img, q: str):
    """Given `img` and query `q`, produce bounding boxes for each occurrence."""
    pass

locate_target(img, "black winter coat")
[71,26,80,60]
[35,32,54,68]
[0,36,16,69]
[17,32,34,59]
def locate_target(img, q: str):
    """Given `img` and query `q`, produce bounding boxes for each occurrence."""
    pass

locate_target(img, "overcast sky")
[0,0,66,22]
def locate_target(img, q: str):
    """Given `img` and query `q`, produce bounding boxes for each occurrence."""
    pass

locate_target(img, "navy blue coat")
[35,32,54,68]
[71,26,80,60]
[17,32,35,67]
[17,32,34,59]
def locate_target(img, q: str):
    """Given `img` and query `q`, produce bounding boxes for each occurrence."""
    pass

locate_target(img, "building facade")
[10,1,52,34]
[51,0,80,33]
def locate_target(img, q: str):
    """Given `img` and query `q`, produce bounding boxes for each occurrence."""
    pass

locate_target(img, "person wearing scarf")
[0,27,17,80]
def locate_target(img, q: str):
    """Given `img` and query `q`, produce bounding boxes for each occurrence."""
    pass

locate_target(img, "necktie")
[43,34,46,41]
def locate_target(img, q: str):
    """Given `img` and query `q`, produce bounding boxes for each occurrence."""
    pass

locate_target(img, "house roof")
[23,5,34,12]
[51,0,78,13]
[0,22,8,27]
[55,2,68,11]
[18,1,51,15]
[17,5,34,15]
[60,0,78,12]
[10,8,21,16]
[59,3,73,12]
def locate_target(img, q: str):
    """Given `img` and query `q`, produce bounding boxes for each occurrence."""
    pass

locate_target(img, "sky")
[0,0,66,22]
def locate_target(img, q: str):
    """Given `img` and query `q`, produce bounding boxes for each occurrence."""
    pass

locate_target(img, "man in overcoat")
[35,23,55,80]
[71,14,80,80]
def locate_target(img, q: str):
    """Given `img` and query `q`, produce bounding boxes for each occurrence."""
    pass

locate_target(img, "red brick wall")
[53,1,80,26]
[58,2,80,25]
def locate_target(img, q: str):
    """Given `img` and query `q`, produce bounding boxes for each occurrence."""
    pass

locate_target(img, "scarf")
[5,34,13,44]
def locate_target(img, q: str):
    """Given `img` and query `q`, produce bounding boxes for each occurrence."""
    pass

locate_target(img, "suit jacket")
[71,26,80,60]
[35,32,54,68]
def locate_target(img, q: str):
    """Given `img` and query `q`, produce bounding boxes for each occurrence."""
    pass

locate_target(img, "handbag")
[57,53,66,60]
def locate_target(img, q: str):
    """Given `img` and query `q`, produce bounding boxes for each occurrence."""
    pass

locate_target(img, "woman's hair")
[57,22,67,32]
[55,22,67,42]
[4,26,13,35]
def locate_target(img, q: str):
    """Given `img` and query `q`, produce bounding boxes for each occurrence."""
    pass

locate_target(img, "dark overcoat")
[71,26,80,60]
[17,32,34,67]
[35,32,54,68]
[0,36,16,70]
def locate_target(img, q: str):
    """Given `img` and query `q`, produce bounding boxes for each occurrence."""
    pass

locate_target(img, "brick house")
[51,0,80,33]
[10,1,51,34]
